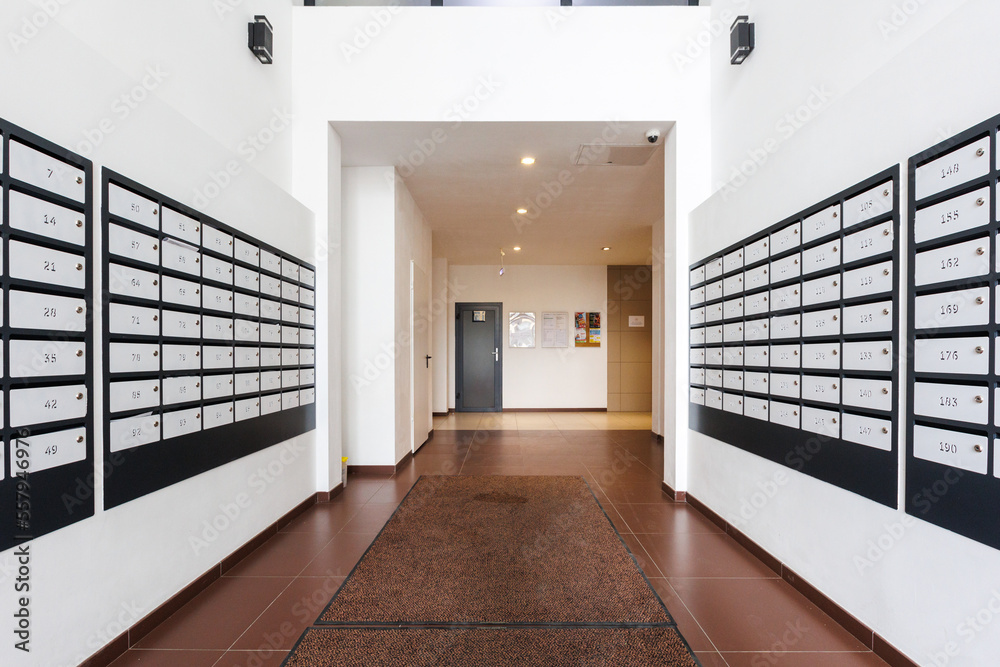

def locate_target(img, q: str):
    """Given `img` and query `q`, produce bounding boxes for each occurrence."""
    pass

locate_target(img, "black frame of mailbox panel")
[101,169,316,509]
[688,166,901,508]
[906,116,1000,550]
[0,118,95,553]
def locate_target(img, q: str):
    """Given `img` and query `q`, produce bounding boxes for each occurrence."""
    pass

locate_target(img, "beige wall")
[607,265,653,411]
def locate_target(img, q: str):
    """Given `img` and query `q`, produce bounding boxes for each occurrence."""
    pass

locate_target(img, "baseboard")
[347,464,395,475]
[328,481,344,500]
[80,492,321,667]
[503,407,607,412]
[395,451,414,472]
[684,492,919,667]
[433,411,450,417]
[659,481,686,502]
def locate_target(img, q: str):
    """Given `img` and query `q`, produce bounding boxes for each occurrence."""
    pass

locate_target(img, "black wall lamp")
[730,16,754,65]
[248,15,273,64]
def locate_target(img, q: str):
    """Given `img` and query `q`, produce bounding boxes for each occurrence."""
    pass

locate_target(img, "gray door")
[456,303,502,412]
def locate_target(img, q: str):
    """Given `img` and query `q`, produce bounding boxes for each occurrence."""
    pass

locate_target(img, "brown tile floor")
[108,425,888,666]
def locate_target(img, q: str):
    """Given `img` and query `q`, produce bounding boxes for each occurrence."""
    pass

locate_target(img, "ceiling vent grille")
[574,143,658,166]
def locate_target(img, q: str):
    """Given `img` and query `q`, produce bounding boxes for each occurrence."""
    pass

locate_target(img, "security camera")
[646,129,660,144]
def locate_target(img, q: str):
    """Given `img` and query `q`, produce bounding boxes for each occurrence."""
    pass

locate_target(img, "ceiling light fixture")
[602,247,611,251]
[513,246,521,251]
[516,208,527,214]
[520,157,535,165]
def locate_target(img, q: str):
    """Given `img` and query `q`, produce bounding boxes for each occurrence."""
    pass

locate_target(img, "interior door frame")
[410,260,431,453]
[455,302,503,412]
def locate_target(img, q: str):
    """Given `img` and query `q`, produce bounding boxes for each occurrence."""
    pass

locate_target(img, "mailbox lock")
[153,315,158,321]
[832,417,838,424]
[75,393,83,400]
[154,421,159,427]
[883,269,890,275]
[76,306,84,314]
[833,246,839,252]
[833,280,839,286]
[794,259,799,264]
[882,427,888,434]
[883,189,889,197]
[793,410,799,416]
[793,350,799,355]
[76,349,83,357]
[976,147,985,157]
[976,396,984,403]
[153,351,159,356]
[977,297,985,305]
[832,315,839,321]
[832,349,838,355]
[832,211,838,218]
[977,197,985,206]
[196,413,201,419]
[832,383,838,389]
[75,263,83,271]
[75,176,83,184]
[153,280,159,286]
[793,380,799,385]
[883,229,890,236]
[195,351,200,356]
[882,348,889,354]
[977,247,986,255]
[153,386,159,392]
[794,320,799,325]
[975,444,984,453]
[794,289,799,295]
[153,244,159,250]
[976,346,985,354]
[76,436,84,443]
[882,308,889,315]
[76,220,83,228]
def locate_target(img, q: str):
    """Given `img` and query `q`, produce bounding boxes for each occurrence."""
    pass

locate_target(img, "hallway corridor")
[106,415,888,666]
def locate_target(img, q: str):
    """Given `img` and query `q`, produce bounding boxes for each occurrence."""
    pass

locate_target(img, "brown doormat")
[285,627,700,667]
[317,476,673,626]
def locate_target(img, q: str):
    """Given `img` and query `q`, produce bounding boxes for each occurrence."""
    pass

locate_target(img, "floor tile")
[230,576,344,650]
[670,578,869,653]
[278,502,361,534]
[108,649,226,667]
[224,531,334,577]
[616,503,726,535]
[647,578,719,654]
[638,532,778,579]
[300,532,378,577]
[720,651,888,666]
[214,649,289,667]
[339,503,400,534]
[693,652,730,667]
[134,577,291,650]
[367,477,419,504]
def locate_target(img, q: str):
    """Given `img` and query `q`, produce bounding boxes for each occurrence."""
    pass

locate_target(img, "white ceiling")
[331,121,668,265]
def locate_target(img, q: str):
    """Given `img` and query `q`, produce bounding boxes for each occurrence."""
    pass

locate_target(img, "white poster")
[541,312,569,348]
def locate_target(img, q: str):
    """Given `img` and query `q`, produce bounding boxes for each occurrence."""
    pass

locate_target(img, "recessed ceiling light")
[516,208,527,214]
[513,246,521,251]
[521,157,535,165]
[602,247,611,251]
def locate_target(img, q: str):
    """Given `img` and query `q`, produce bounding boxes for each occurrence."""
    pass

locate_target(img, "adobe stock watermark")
[750,618,811,667]
[76,65,170,156]
[340,1,403,63]
[8,0,74,54]
[928,589,1000,666]
[716,84,835,202]
[729,470,790,529]
[878,0,931,40]
[673,0,750,73]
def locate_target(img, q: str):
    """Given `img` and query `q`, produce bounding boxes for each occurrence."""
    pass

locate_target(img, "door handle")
[425,355,432,368]
[494,348,498,362]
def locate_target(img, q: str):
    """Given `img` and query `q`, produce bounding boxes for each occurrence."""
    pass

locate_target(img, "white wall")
[432,257,450,415]
[691,1,1000,664]
[0,2,317,666]
[446,265,607,410]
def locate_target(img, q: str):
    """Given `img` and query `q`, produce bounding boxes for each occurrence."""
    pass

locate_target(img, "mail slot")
[690,387,706,405]
[204,316,234,341]
[690,265,706,285]
[261,393,283,414]
[723,393,743,415]
[109,302,160,337]
[914,185,989,244]
[841,413,892,451]
[843,300,892,335]
[706,347,723,365]
[801,406,840,438]
[235,346,260,368]
[235,397,261,422]
[802,274,840,307]
[235,372,260,395]
[161,276,200,308]
[203,401,235,429]
[10,139,85,202]
[163,376,202,406]
[282,391,301,409]
[723,322,743,343]
[769,284,800,312]
[11,427,87,475]
[769,314,800,340]
[770,344,800,369]
[801,238,841,276]
[802,308,840,338]
[914,135,991,201]
[9,189,86,246]
[706,369,723,387]
[913,424,987,474]
[261,275,282,298]
[235,293,260,318]
[769,373,800,399]
[162,344,201,371]
[235,266,260,291]
[843,222,893,265]
[914,286,989,330]
[844,180,893,229]
[690,307,706,325]
[745,237,769,265]
[161,238,201,277]
[914,381,988,424]
[235,239,260,266]
[724,248,744,273]
[769,401,800,428]
[744,264,769,290]
[723,370,743,391]
[803,204,841,244]
[914,237,990,287]
[705,389,723,409]
[770,222,801,256]
[801,343,840,370]
[723,273,744,297]
[161,207,201,245]
[723,346,744,366]
[706,326,723,345]
[769,253,801,284]
[744,319,768,341]
[690,286,706,305]
[109,413,160,452]
[723,298,743,320]
[261,370,282,391]
[745,292,769,316]
[203,255,234,286]
[744,396,769,421]
[706,303,723,323]
[706,280,723,302]
[108,182,157,229]
[913,336,989,375]
[801,374,840,405]
[10,384,87,427]
[690,348,706,365]
[108,222,158,266]
[109,378,160,413]
[203,374,235,400]
[9,290,86,332]
[690,327,707,345]
[9,339,85,377]
[109,342,160,374]
[705,257,723,280]
[9,240,85,289]
[744,371,768,394]
[261,347,282,367]
[202,346,234,370]
[163,406,202,439]
[202,225,234,257]
[843,341,893,372]
[842,377,893,412]
[108,264,160,301]
[744,345,769,367]
[843,260,893,299]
